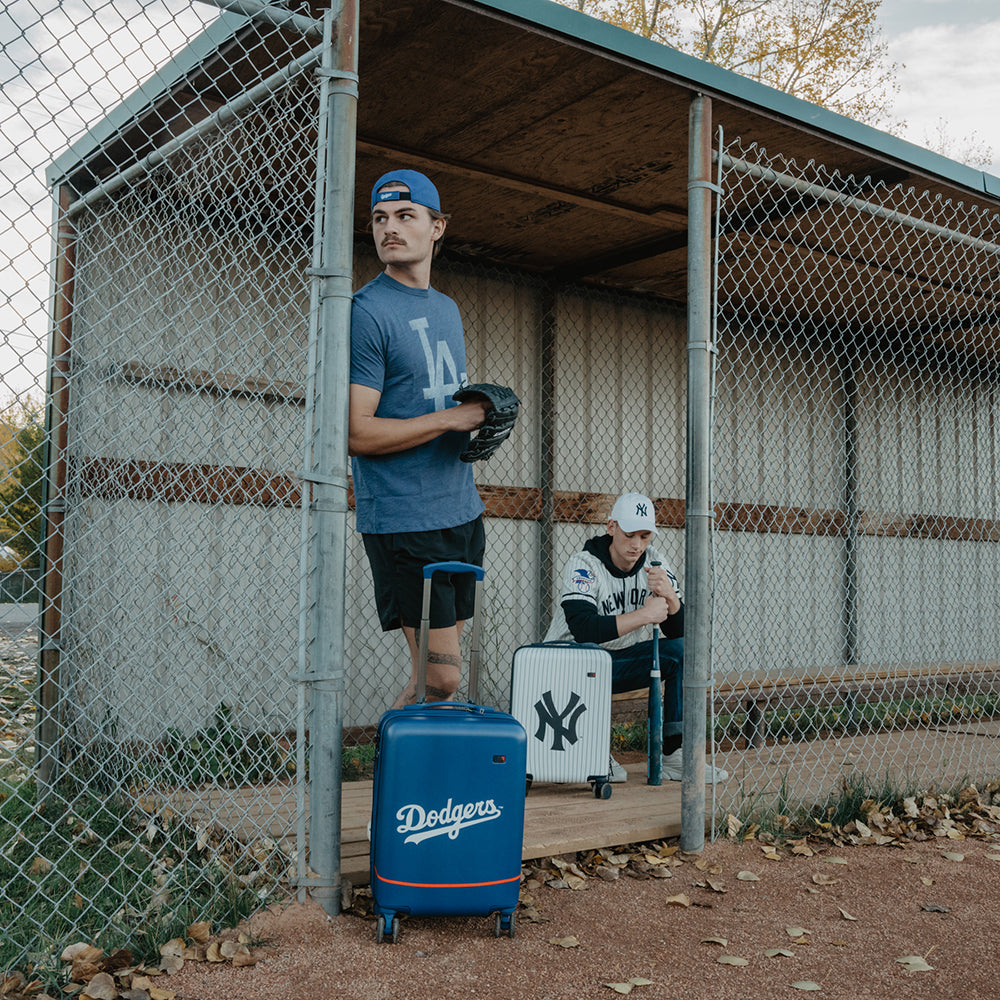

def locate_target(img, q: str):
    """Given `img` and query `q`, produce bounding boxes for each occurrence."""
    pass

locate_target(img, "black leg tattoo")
[425,685,451,701]
[427,651,460,667]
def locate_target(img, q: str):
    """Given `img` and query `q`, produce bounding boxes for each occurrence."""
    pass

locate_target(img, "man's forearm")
[348,409,456,456]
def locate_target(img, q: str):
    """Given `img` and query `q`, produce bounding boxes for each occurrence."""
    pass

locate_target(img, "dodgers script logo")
[395,797,503,845]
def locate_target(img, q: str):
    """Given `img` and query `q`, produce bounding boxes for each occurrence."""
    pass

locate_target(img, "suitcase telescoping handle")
[416,562,485,705]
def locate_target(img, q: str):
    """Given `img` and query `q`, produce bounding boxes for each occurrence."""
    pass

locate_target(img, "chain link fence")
[710,137,1000,830]
[2,0,1000,970]
[2,0,327,968]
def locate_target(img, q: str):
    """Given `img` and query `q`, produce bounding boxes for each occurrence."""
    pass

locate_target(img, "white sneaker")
[660,749,729,783]
[608,756,628,783]
[660,748,684,781]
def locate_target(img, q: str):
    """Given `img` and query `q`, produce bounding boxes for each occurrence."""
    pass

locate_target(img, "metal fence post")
[306,0,358,916]
[682,93,714,853]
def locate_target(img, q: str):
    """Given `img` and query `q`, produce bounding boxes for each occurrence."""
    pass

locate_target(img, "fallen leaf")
[80,973,116,1000]
[705,879,727,894]
[984,854,1000,862]
[187,921,211,944]
[921,903,950,913]
[159,955,183,975]
[159,939,185,960]
[717,955,749,966]
[605,983,633,994]
[791,981,822,991]
[764,948,795,958]
[785,926,810,938]
[761,848,782,861]
[149,989,176,1000]
[920,877,934,886]
[29,856,52,875]
[549,936,580,948]
[824,857,849,865]
[701,937,728,947]
[811,873,839,885]
[896,955,935,972]
[61,943,97,963]
[219,940,242,960]
[736,871,760,881]
[665,893,691,907]
[838,907,858,921]
[628,979,654,987]
[942,852,964,862]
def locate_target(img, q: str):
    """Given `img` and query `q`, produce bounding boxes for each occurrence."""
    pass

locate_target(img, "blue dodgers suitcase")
[369,562,527,944]
[509,641,614,799]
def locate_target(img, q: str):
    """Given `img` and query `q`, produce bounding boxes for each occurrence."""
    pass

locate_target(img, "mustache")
[381,236,405,246]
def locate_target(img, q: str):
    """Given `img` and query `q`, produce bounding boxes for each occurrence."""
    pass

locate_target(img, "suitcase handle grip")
[404,700,486,715]
[421,561,485,580]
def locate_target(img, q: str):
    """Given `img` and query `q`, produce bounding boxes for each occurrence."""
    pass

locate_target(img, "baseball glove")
[452,382,521,462]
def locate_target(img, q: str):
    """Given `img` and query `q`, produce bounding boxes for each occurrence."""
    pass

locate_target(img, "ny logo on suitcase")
[533,689,587,751]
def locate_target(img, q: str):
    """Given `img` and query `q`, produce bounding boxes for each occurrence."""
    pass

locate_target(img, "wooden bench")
[612,661,1000,748]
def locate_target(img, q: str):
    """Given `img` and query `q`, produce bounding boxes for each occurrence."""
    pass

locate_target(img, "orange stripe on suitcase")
[374,866,521,889]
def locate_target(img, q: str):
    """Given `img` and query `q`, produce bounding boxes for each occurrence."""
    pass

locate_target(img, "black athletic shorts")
[362,515,486,631]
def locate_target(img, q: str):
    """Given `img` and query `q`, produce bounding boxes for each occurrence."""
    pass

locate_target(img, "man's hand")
[614,593,670,637]
[640,594,671,624]
[645,565,680,615]
[449,399,489,432]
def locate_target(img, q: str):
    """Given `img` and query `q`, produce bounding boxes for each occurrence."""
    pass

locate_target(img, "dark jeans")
[608,637,683,741]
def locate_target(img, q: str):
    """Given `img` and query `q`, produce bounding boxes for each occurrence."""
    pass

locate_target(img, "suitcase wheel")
[592,779,613,800]
[376,914,400,944]
[494,910,516,939]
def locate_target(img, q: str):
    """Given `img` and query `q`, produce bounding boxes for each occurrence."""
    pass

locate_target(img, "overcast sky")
[877,0,1000,175]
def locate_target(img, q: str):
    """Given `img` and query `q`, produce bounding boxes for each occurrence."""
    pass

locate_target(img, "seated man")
[543,492,727,784]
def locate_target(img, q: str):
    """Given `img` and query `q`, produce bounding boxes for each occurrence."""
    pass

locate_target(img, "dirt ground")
[164,833,1000,1000]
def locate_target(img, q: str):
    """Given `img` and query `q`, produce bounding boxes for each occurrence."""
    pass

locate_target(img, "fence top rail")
[718,151,1000,258]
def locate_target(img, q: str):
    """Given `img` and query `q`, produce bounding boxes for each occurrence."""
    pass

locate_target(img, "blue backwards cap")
[370,169,441,212]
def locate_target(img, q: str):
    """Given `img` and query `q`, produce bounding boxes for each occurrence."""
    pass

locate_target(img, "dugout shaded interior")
[44,2,1000,804]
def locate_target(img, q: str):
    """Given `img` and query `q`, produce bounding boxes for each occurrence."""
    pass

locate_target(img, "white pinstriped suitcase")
[509,642,614,799]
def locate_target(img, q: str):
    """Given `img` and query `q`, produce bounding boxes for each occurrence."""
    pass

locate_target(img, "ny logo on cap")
[635,502,648,517]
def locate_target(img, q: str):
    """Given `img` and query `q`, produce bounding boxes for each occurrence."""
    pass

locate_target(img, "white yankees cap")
[610,492,658,534]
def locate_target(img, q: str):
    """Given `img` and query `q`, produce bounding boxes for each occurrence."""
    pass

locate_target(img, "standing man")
[349,169,489,708]
[544,492,728,783]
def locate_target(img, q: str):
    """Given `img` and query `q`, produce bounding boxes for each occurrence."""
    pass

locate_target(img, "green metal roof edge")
[46,11,249,187]
[472,0,1000,202]
[48,0,1000,203]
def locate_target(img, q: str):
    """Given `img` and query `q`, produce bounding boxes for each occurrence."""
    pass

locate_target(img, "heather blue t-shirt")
[349,272,485,534]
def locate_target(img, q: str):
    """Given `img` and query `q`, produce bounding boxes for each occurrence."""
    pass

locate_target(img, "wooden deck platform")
[339,759,679,885]
[160,721,1000,889]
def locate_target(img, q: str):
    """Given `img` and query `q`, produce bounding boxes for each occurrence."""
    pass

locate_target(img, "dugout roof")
[49,0,1000,312]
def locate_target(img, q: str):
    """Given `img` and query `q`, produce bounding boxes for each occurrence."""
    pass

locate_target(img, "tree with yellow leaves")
[558,0,899,127]
[0,395,45,568]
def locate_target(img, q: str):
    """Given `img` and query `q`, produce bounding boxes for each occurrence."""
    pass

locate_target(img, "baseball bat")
[647,561,663,785]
